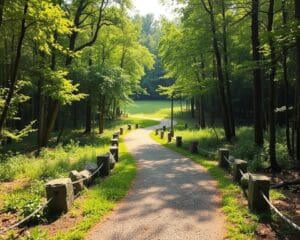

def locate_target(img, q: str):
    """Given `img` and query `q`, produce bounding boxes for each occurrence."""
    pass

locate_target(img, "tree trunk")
[37,78,46,152]
[191,97,195,118]
[84,96,92,134]
[99,112,104,134]
[199,96,206,129]
[0,0,28,134]
[204,0,232,141]
[295,0,300,166]
[282,0,293,157]
[267,0,279,171]
[251,0,264,146]
[0,0,4,29]
[221,0,235,137]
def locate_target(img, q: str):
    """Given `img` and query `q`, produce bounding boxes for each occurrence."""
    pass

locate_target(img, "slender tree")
[251,0,264,146]
[267,0,279,171]
[0,0,28,134]
[295,0,300,165]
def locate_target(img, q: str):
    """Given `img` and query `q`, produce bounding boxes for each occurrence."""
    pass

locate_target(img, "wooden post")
[176,136,182,147]
[218,148,230,169]
[110,145,119,162]
[128,124,132,130]
[163,126,166,131]
[97,154,110,177]
[160,131,164,139]
[248,174,270,213]
[135,123,139,129]
[167,132,172,143]
[113,132,119,139]
[119,128,124,135]
[184,123,188,129]
[155,129,159,135]
[111,138,119,146]
[189,141,198,153]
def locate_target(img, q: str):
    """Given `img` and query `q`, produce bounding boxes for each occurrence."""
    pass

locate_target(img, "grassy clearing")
[0,118,157,182]
[126,100,182,118]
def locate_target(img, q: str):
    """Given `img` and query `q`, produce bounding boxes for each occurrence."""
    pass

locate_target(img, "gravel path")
[86,120,225,240]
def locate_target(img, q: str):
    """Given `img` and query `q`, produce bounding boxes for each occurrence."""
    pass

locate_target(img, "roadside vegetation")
[143,101,298,239]
[0,118,158,239]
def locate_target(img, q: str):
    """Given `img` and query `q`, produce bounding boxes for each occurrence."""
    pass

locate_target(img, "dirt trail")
[86,120,225,240]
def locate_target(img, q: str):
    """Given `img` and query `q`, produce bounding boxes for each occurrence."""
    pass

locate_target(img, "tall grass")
[0,118,157,181]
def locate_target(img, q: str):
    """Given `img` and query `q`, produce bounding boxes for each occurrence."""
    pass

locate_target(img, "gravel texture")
[86,120,225,240]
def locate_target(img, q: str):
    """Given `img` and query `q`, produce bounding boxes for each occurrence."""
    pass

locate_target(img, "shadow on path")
[86,121,225,240]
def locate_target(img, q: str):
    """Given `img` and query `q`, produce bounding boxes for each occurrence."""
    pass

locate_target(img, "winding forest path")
[86,120,225,240]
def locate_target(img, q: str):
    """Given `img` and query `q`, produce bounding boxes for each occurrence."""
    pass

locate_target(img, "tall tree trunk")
[221,0,235,137]
[37,78,46,152]
[0,0,4,29]
[98,95,106,134]
[84,96,92,133]
[41,100,60,147]
[199,96,206,128]
[282,0,293,157]
[201,0,232,141]
[295,0,300,166]
[251,0,264,146]
[0,0,28,134]
[191,97,195,118]
[267,0,279,171]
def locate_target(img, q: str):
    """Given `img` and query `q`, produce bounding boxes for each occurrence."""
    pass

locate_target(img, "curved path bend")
[86,120,225,240]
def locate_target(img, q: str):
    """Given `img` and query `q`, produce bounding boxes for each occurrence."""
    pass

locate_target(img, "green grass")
[150,131,258,239]
[125,100,182,118]
[49,141,137,240]
[1,118,159,240]
[151,129,295,239]
[0,118,157,182]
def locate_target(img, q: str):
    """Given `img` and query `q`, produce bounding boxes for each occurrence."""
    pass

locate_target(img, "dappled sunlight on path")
[86,120,225,240]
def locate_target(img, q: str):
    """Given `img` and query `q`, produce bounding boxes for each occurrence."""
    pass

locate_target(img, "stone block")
[85,162,98,181]
[248,174,270,213]
[79,170,92,186]
[232,159,248,182]
[241,173,250,189]
[69,170,84,194]
[176,136,183,147]
[110,145,119,162]
[218,148,230,169]
[46,178,74,214]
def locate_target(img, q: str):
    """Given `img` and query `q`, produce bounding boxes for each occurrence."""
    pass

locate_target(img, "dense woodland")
[158,0,300,171]
[0,0,299,238]
[0,0,300,169]
[0,0,155,152]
